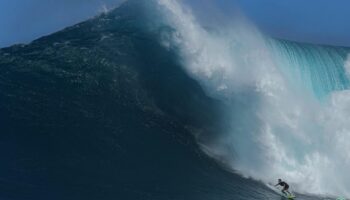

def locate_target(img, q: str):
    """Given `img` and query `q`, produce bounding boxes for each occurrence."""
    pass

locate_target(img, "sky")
[0,0,350,47]
[0,0,123,47]
[235,0,350,47]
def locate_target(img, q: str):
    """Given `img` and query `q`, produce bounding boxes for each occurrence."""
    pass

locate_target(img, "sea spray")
[154,0,350,197]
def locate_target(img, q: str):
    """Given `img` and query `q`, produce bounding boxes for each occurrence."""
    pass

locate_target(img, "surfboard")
[267,183,296,199]
[284,193,296,199]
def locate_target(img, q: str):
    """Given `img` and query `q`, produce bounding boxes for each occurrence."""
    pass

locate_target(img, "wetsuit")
[277,181,289,190]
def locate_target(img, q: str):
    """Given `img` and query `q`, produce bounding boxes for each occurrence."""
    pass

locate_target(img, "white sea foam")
[155,0,350,197]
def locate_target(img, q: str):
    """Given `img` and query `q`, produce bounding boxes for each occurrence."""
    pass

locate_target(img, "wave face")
[0,1,234,199]
[154,0,350,197]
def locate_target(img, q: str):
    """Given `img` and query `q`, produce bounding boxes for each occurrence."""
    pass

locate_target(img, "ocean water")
[0,0,349,199]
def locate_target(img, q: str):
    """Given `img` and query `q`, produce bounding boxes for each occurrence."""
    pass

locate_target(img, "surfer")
[275,179,292,196]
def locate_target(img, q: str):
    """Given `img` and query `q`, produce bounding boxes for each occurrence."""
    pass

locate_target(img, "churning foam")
[155,0,350,197]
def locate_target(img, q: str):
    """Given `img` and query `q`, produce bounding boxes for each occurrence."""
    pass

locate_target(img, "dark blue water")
[0,1,330,200]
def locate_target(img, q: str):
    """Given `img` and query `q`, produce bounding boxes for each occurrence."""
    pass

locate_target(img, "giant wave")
[0,0,349,199]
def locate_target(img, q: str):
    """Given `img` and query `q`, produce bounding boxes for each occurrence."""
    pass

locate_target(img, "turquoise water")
[268,39,350,98]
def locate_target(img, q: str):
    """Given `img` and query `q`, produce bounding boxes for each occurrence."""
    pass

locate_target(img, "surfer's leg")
[281,189,287,195]
[286,190,291,195]
[285,189,292,196]
[282,188,291,196]
[285,187,291,195]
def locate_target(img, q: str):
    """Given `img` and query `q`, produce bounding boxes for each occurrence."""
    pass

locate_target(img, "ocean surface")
[0,0,349,199]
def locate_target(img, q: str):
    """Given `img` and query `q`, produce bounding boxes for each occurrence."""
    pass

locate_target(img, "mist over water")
[153,0,350,197]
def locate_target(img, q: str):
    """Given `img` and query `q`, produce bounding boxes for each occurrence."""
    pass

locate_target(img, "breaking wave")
[154,0,350,197]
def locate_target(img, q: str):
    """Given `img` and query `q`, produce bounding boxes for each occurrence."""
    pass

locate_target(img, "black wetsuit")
[277,181,289,190]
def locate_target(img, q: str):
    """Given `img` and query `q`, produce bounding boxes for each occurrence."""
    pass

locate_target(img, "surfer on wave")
[275,179,292,196]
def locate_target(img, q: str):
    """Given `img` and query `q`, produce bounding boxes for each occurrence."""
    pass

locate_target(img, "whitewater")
[153,0,350,197]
